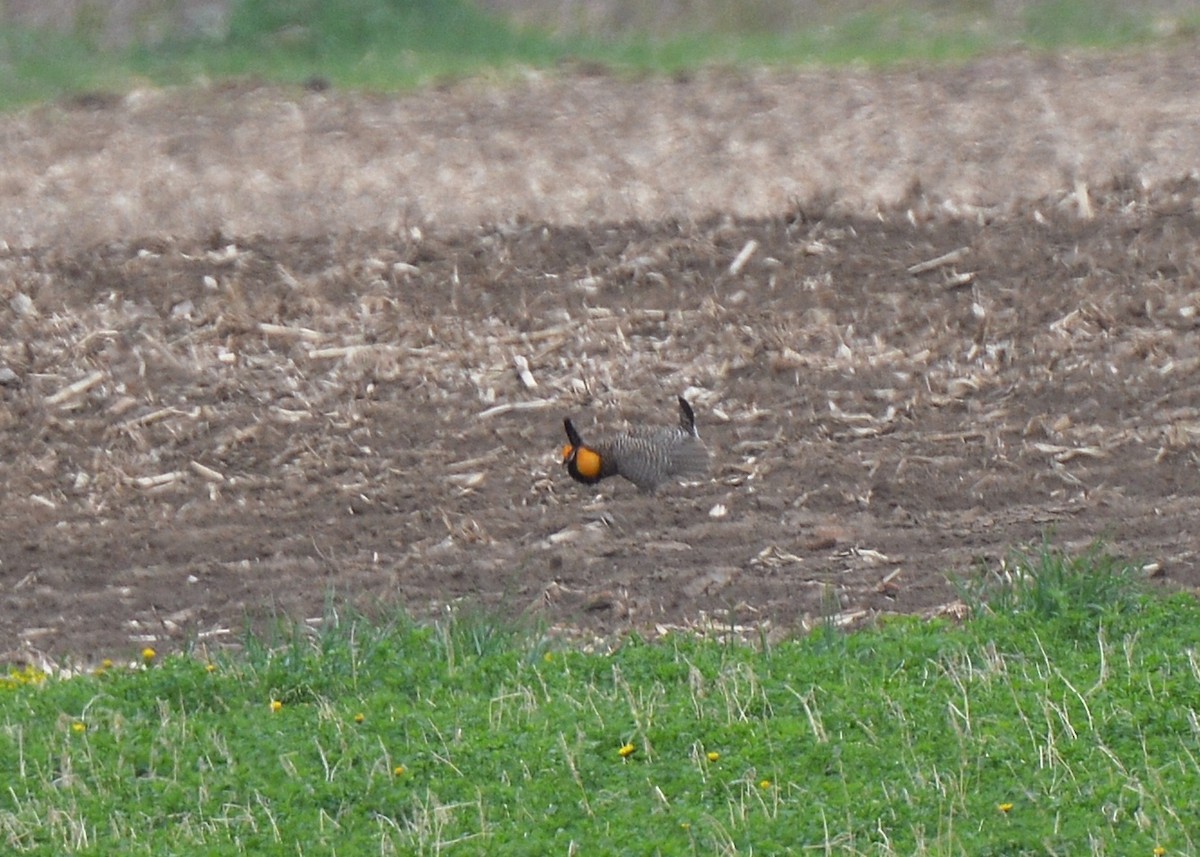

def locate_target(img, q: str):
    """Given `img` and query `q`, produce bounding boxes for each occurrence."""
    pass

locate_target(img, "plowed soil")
[3,48,1200,663]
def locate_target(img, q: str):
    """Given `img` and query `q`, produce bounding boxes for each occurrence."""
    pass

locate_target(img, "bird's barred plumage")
[561,396,710,493]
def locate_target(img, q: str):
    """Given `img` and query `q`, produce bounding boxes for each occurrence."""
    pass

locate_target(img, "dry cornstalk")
[907,246,970,275]
[495,324,573,345]
[477,399,557,419]
[1074,178,1093,220]
[728,239,758,275]
[45,370,105,406]
[308,344,369,360]
[189,461,226,482]
[943,271,976,289]
[513,354,537,389]
[129,471,183,489]
[258,322,325,341]
[120,406,192,429]
[270,407,309,423]
[446,472,485,488]
[448,449,505,471]
[1032,442,1106,462]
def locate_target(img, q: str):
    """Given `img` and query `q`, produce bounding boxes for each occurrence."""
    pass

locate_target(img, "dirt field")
[3,48,1200,664]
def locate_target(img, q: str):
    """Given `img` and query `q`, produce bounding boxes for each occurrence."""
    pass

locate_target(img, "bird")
[561,396,710,493]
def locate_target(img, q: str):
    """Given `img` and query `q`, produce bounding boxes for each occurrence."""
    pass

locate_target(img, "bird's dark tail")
[677,396,697,436]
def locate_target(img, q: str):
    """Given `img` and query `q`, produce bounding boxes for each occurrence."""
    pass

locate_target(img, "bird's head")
[562,418,605,484]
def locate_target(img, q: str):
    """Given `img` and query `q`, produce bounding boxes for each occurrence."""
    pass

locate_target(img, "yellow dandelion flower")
[618,743,636,758]
[393,765,406,776]
[71,721,86,733]
[1,665,46,689]
[101,658,114,669]
[543,651,554,663]
[998,802,1014,814]
[759,779,771,790]
[1153,848,1166,857]
[205,663,217,673]
[354,712,365,724]
[706,751,720,762]
[141,647,156,663]
[269,699,283,713]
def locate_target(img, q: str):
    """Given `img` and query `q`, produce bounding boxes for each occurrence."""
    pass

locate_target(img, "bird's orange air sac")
[573,447,603,479]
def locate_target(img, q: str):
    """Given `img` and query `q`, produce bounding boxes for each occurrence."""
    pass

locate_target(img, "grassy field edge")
[1,544,1196,854]
[3,0,1199,110]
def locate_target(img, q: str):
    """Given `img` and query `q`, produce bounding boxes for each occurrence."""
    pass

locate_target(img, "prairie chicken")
[561,396,710,493]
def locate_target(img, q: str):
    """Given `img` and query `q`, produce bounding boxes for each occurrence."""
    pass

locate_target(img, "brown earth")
[2,48,1200,664]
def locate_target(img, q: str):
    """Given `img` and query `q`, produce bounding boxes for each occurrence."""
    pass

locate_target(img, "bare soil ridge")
[2,49,1200,249]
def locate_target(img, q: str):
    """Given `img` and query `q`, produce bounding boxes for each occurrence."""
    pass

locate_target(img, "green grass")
[1,546,1198,854]
[129,0,567,90]
[1,0,1198,110]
